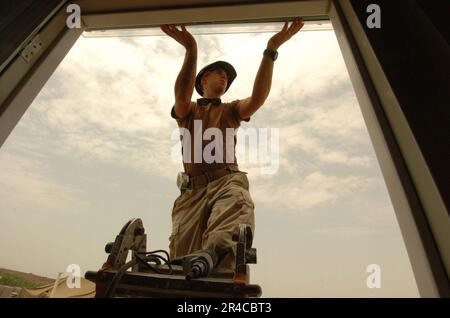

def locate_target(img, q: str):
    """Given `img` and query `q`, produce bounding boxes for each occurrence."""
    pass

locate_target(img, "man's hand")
[267,18,304,51]
[161,25,197,50]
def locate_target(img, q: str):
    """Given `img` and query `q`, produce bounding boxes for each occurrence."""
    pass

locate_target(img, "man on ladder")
[161,18,304,271]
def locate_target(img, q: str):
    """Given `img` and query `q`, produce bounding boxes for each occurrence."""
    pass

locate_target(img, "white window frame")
[0,0,448,297]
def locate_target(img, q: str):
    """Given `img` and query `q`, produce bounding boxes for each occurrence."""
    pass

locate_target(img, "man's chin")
[213,87,226,96]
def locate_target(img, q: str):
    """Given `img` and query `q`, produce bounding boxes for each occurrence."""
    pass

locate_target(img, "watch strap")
[263,48,278,61]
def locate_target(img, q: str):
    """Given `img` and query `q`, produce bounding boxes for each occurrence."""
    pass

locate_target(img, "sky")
[0,24,419,297]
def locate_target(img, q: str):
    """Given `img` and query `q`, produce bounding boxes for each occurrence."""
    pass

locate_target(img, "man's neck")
[202,92,222,99]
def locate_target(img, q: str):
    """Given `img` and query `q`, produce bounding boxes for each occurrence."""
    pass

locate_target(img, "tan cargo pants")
[169,171,255,270]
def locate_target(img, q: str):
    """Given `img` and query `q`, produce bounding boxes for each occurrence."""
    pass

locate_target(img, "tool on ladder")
[86,218,261,297]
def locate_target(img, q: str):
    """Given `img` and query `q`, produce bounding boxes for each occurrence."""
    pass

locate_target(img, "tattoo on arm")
[174,49,197,106]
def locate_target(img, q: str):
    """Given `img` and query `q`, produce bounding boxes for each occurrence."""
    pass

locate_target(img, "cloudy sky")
[0,24,419,297]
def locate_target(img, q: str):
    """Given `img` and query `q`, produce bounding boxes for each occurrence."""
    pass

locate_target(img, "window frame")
[0,0,448,297]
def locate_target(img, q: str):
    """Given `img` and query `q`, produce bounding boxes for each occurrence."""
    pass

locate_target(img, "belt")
[180,166,245,190]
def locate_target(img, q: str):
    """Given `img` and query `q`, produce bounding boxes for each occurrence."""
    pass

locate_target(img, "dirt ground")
[0,267,54,286]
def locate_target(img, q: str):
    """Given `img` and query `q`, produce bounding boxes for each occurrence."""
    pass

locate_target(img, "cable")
[103,258,137,298]
[135,253,173,275]
[103,250,173,298]
[139,249,171,260]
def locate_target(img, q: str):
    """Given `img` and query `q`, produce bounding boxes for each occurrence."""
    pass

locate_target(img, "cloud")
[11,29,376,209]
[311,226,376,240]
[27,36,192,179]
[251,171,368,212]
[0,152,86,215]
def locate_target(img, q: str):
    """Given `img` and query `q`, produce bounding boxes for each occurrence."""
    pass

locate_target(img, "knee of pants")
[202,232,236,270]
[216,250,236,270]
[202,230,234,252]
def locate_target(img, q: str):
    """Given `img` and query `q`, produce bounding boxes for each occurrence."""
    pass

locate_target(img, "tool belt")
[177,165,245,192]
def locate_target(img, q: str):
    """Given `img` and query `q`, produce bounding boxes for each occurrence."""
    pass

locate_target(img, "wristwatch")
[263,48,278,61]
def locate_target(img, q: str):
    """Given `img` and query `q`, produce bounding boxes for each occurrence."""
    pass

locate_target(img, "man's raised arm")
[238,18,304,120]
[161,25,197,119]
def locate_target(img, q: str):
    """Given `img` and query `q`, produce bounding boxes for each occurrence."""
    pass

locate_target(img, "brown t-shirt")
[171,99,250,176]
